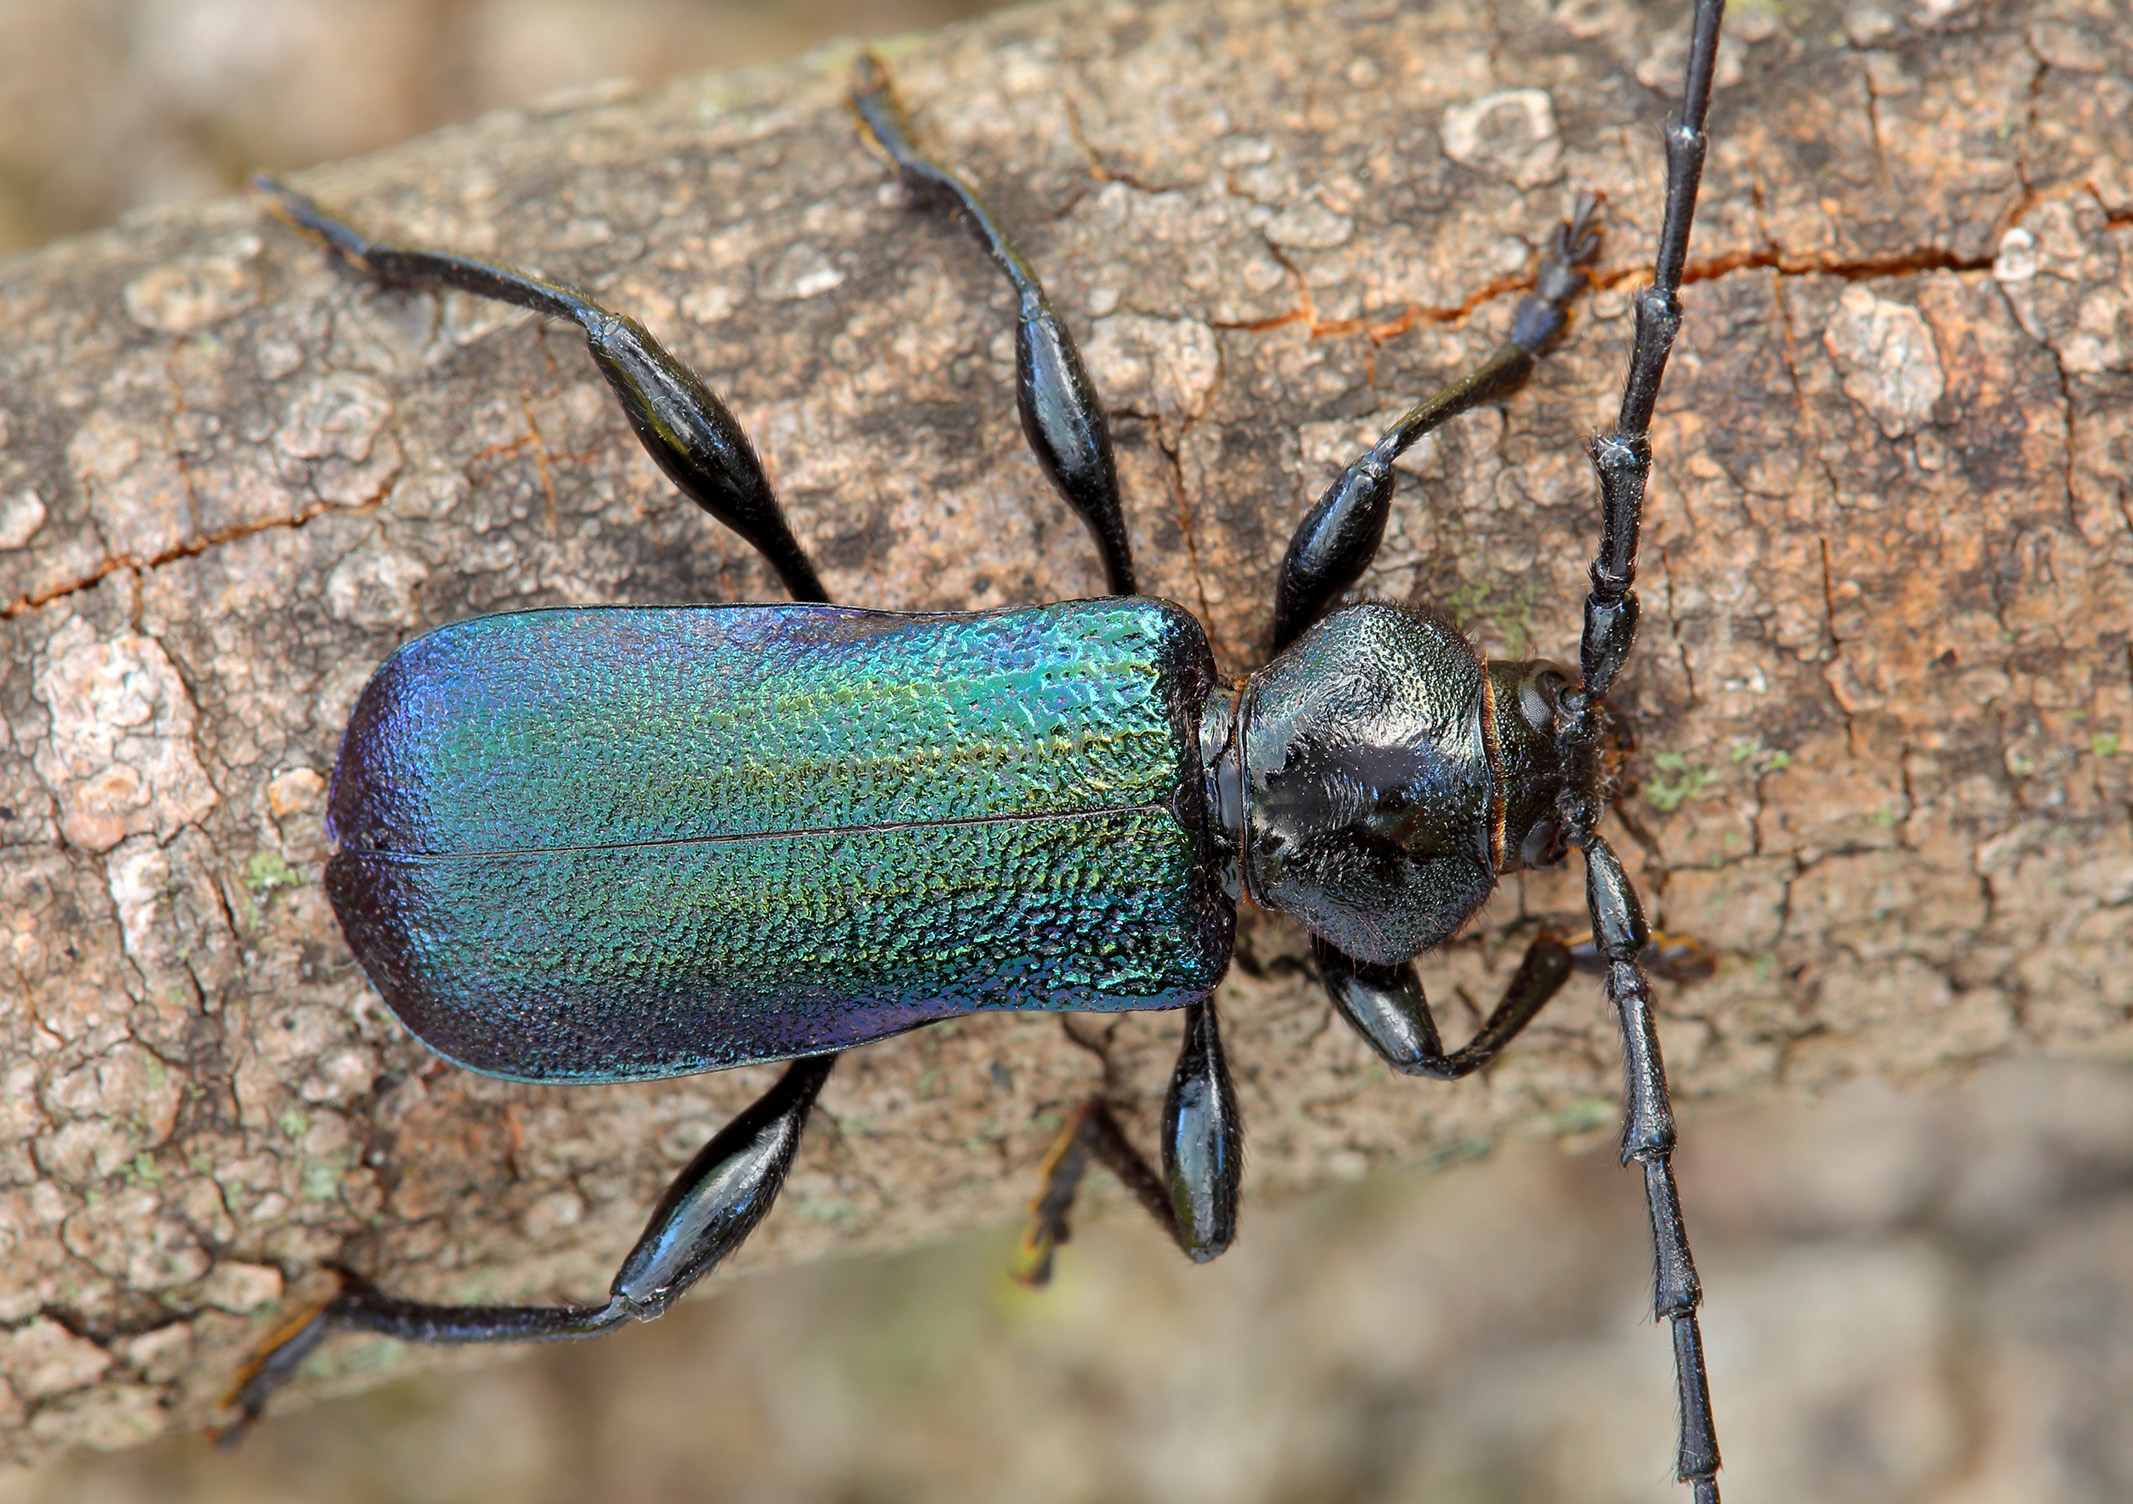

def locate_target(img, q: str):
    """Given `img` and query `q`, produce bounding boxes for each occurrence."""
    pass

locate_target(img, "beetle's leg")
[1569,928,1720,983]
[1162,999,1243,1259]
[1267,195,1602,655]
[1012,1096,1179,1285]
[1316,929,1573,1078]
[851,54,1134,596]
[214,1054,835,1446]
[251,176,827,603]
[1012,999,1240,1279]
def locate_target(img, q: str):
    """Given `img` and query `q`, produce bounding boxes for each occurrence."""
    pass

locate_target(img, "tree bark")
[1,0,2127,1460]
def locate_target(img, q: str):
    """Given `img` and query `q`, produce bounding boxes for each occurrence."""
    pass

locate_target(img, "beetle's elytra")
[226,9,1729,1499]
[329,598,1233,1079]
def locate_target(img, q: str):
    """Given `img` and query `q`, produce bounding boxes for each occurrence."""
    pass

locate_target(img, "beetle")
[221,8,1728,1499]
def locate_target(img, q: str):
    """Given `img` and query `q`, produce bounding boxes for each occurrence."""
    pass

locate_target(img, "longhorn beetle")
[225,6,1728,1496]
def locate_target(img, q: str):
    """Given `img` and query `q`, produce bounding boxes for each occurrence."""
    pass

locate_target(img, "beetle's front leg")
[1014,999,1241,1282]
[216,1054,836,1444]
[1268,195,1602,654]
[1317,930,1574,1078]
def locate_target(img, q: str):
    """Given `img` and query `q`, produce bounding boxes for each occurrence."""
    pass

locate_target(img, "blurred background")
[0,0,998,257]
[4,2,2132,1501]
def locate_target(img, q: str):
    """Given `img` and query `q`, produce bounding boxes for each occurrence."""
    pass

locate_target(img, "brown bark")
[0,0,2128,1460]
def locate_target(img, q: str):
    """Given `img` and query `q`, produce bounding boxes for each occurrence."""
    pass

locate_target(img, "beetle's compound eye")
[1517,664,1572,738]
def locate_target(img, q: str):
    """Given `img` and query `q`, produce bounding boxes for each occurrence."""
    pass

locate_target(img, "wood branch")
[1,0,2128,1460]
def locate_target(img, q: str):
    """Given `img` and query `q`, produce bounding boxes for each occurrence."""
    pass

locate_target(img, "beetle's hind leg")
[851,54,1135,596]
[1266,194,1602,656]
[251,177,827,603]
[1014,999,1241,1281]
[1012,1097,1172,1285]
[214,1055,835,1445]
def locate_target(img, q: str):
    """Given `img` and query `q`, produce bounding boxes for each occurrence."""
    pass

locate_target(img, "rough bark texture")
[0,0,2127,1462]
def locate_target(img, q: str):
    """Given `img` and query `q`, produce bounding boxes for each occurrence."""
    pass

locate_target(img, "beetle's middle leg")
[854,56,1246,1280]
[217,1054,835,1445]
[252,177,829,603]
[1013,998,1241,1281]
[853,54,1135,596]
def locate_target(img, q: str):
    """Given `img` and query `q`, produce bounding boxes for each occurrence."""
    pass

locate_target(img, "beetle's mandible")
[224,8,1730,1497]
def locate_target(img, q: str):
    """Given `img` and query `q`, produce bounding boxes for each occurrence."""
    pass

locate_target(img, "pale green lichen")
[1646,751,1717,812]
[301,1158,347,1201]
[242,849,305,895]
[1444,569,1541,658]
[1728,739,1793,773]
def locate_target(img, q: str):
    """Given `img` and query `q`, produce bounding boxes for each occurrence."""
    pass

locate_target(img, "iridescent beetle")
[230,10,1727,1498]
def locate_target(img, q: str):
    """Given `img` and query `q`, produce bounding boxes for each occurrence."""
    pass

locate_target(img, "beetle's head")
[1483,658,1626,872]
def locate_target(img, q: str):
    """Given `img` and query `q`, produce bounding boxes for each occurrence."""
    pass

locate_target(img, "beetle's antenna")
[1556,0,1725,752]
[1556,2,1728,1500]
